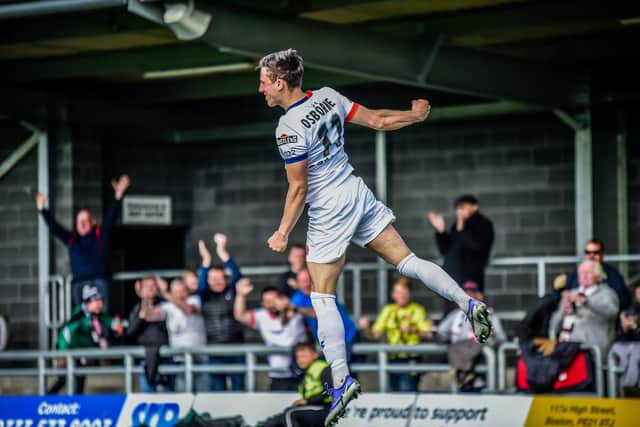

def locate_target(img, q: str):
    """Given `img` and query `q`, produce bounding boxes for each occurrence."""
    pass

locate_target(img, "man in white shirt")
[234,278,307,391]
[258,48,492,426]
[155,277,208,391]
[549,260,619,357]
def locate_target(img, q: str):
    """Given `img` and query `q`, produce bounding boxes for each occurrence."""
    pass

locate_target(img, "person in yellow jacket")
[256,341,332,427]
[358,277,433,391]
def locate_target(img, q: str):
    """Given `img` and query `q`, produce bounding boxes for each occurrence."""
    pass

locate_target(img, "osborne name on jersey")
[276,87,356,204]
[300,98,337,128]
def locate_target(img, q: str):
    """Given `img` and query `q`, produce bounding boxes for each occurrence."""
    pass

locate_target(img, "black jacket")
[517,293,559,342]
[127,300,169,388]
[520,340,582,393]
[127,301,169,347]
[617,301,640,342]
[435,211,494,291]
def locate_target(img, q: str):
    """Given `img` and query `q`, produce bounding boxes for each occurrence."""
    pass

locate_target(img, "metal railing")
[497,341,604,396]
[0,343,495,395]
[605,345,640,398]
[5,340,629,398]
[45,254,640,330]
[607,349,622,398]
[44,274,72,348]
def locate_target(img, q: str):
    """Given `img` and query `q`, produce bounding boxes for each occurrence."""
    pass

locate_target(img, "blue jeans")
[139,361,174,393]
[209,355,246,391]
[389,358,419,392]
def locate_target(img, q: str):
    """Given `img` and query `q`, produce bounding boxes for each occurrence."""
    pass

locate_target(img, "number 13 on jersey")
[318,113,343,157]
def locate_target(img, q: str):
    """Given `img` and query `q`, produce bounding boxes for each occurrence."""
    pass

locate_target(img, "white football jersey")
[275,87,360,203]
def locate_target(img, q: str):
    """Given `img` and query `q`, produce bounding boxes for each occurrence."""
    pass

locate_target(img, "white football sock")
[397,253,469,311]
[311,291,349,387]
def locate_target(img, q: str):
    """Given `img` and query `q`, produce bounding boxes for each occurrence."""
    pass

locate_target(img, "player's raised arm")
[349,99,431,131]
[267,159,308,253]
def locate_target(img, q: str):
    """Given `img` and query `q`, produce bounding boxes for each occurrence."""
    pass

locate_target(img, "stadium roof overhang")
[1,0,640,134]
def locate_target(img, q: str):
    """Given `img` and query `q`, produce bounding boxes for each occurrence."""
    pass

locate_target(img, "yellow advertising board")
[525,396,637,427]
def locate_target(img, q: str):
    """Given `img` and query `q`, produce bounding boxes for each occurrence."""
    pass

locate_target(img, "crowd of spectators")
[38,184,639,396]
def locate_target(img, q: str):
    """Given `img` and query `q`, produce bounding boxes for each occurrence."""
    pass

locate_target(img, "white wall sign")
[191,393,534,427]
[122,195,172,225]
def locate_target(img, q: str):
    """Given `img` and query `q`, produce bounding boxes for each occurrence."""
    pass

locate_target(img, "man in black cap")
[428,195,494,293]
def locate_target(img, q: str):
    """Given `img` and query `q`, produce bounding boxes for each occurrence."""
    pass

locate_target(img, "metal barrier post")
[184,352,194,392]
[57,280,66,332]
[66,354,74,395]
[378,349,388,392]
[246,351,256,392]
[353,268,362,319]
[65,275,72,322]
[497,342,516,391]
[537,261,546,298]
[482,346,496,391]
[497,345,504,391]
[587,345,604,397]
[124,353,134,393]
[38,356,46,395]
[607,348,618,398]
[52,278,58,340]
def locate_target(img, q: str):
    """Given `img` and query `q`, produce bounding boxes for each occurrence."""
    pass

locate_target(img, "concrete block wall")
[104,114,576,316]
[386,116,575,312]
[103,143,196,226]
[4,108,635,349]
[0,124,40,349]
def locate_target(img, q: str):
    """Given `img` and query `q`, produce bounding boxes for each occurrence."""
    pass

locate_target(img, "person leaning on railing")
[197,233,246,391]
[153,276,208,392]
[35,174,131,312]
[290,268,357,363]
[127,276,171,392]
[48,285,123,394]
[357,277,433,392]
[234,278,307,391]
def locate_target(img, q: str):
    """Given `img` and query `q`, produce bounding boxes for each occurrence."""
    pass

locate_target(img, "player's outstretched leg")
[367,225,493,343]
[308,260,361,427]
[398,253,492,342]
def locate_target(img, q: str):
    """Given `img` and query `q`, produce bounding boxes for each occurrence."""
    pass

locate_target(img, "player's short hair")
[258,49,304,88]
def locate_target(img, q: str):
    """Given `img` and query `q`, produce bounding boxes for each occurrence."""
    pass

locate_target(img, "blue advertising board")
[0,395,126,427]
